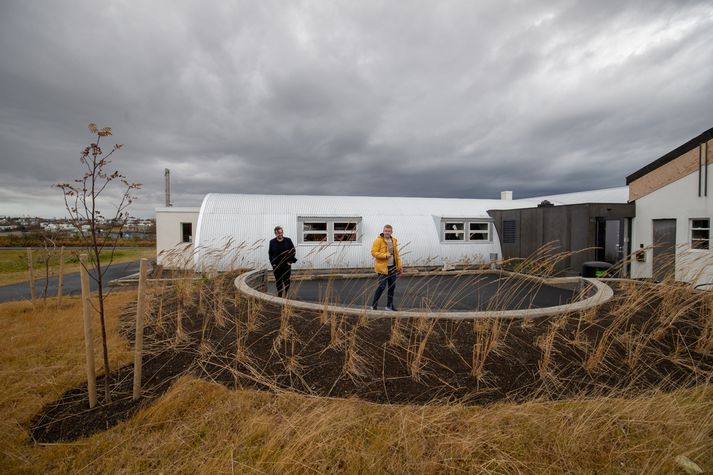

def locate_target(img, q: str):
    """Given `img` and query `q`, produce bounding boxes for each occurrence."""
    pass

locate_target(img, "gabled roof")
[626,126,713,184]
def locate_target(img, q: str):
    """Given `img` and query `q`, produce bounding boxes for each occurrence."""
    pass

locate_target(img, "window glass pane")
[692,239,709,250]
[334,222,357,231]
[469,222,489,241]
[692,229,710,240]
[445,222,464,231]
[181,222,192,243]
[469,222,489,231]
[334,233,357,242]
[303,233,327,242]
[691,219,710,229]
[445,232,464,241]
[470,232,488,241]
[303,222,327,231]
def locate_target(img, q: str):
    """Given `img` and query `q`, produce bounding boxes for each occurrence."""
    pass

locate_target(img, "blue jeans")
[372,266,397,308]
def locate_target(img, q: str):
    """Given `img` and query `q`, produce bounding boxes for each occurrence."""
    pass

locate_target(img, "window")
[469,222,490,241]
[690,218,710,250]
[299,218,361,243]
[441,219,492,243]
[181,222,192,243]
[302,221,328,242]
[334,221,358,242]
[444,222,465,241]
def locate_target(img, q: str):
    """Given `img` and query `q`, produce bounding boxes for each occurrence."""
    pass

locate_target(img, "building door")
[652,219,676,281]
[595,218,624,266]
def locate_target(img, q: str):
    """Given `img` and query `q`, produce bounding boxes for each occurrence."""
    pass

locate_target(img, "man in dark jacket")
[268,226,297,298]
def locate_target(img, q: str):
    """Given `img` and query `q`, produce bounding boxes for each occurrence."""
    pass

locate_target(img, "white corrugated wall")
[193,193,542,271]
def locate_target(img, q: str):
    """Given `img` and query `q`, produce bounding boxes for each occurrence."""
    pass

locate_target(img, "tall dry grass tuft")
[408,316,437,381]
[275,300,292,348]
[470,318,505,380]
[285,335,302,377]
[329,312,343,348]
[620,327,650,369]
[537,320,559,379]
[696,293,713,353]
[343,326,367,379]
[389,316,405,346]
[320,277,334,324]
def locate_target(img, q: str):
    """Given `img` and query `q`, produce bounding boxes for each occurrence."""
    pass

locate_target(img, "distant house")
[155,207,200,268]
[627,126,712,286]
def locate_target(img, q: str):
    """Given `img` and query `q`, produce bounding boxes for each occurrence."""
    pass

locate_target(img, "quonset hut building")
[156,189,629,273]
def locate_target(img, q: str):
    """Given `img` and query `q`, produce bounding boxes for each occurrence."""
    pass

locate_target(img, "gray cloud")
[1,0,712,217]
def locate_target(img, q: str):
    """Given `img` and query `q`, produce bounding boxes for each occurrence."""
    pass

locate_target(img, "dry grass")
[0,292,134,470]
[2,242,713,473]
[1,291,711,474]
[5,374,712,474]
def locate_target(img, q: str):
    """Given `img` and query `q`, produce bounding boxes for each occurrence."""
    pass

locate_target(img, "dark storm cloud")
[1,0,712,216]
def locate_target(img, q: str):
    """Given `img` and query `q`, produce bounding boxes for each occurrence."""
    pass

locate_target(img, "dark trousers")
[273,264,291,297]
[372,266,397,308]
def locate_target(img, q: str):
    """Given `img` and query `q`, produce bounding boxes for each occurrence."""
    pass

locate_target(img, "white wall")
[193,194,545,271]
[155,207,199,268]
[630,163,713,286]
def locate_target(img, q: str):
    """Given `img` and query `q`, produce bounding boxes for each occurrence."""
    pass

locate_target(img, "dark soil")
[30,279,713,443]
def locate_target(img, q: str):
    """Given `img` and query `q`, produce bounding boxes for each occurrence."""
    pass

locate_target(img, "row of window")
[180,218,710,250]
[296,218,493,244]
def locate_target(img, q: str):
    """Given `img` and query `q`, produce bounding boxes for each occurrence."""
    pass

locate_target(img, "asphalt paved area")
[270,273,579,311]
[0,260,140,303]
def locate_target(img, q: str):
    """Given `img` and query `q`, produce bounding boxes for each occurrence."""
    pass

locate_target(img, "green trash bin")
[582,261,612,278]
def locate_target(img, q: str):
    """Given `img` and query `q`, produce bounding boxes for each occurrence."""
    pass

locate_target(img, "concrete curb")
[235,269,614,320]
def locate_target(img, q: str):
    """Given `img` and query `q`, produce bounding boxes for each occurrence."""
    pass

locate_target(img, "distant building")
[154,127,712,288]
[155,192,626,271]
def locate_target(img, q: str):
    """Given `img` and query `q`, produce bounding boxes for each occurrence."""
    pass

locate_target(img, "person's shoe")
[385,305,398,311]
[371,304,378,310]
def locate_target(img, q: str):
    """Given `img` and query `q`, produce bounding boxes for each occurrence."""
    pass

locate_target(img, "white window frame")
[301,220,328,243]
[443,221,465,241]
[440,219,492,243]
[689,218,710,251]
[298,217,362,244]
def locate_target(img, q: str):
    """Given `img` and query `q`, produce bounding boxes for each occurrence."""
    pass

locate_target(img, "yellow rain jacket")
[371,234,402,275]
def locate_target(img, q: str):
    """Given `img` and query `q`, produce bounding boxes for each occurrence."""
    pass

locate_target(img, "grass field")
[0,247,156,286]
[0,289,711,473]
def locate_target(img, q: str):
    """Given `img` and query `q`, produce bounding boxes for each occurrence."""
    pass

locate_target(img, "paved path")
[0,260,141,303]
[271,273,578,311]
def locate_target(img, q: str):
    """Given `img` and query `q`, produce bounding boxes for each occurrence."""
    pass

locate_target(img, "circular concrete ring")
[235,269,613,320]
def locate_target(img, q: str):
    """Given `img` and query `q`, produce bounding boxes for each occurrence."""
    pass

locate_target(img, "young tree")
[56,123,141,403]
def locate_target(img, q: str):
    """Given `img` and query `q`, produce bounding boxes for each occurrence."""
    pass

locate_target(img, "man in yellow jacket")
[370,224,403,311]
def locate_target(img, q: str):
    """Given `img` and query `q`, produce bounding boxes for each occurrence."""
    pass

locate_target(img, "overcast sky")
[1,1,712,217]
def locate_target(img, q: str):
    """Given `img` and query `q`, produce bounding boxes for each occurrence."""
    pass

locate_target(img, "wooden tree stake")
[27,248,36,308]
[133,258,149,400]
[80,254,97,408]
[56,246,64,307]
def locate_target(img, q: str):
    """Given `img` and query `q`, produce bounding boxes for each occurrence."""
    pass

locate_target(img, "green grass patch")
[0,247,155,286]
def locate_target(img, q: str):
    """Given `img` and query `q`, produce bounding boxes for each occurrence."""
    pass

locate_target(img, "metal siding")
[194,194,541,270]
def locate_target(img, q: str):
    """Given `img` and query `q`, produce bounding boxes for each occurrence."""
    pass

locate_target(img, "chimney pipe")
[164,168,172,207]
[500,191,513,200]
